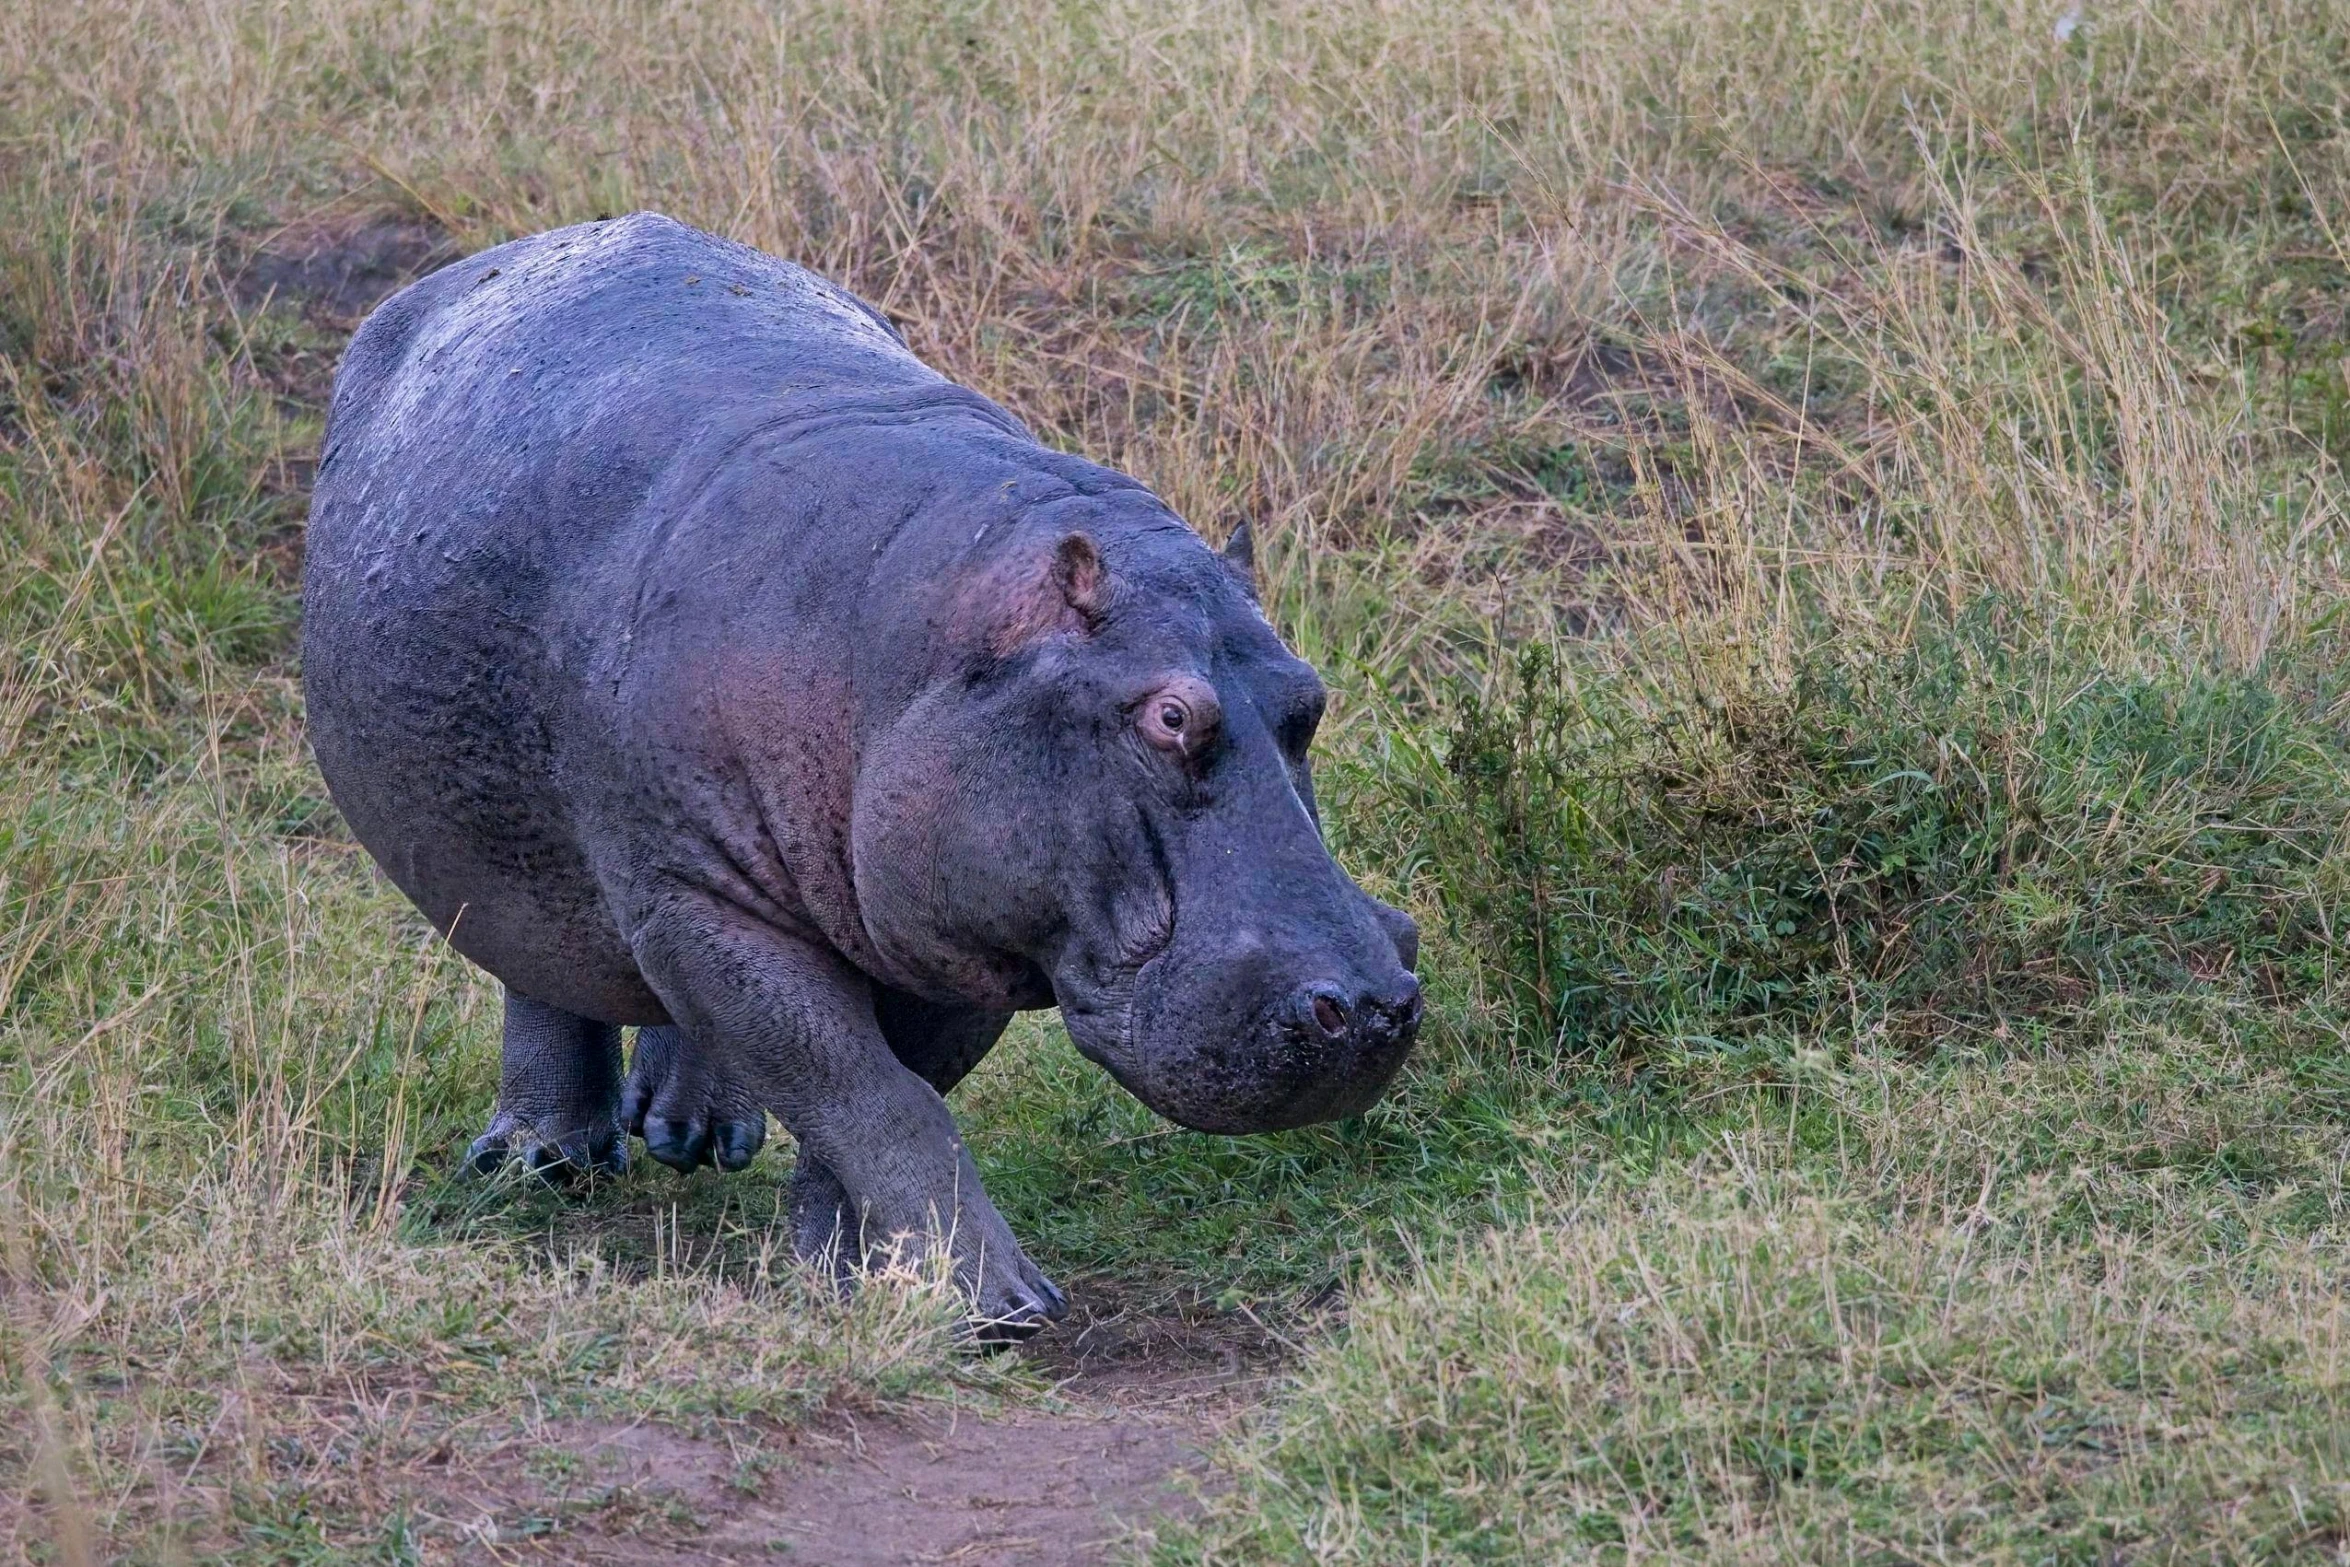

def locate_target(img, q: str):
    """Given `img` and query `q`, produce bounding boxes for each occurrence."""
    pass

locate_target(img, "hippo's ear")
[973,531,1112,657]
[1051,532,1110,626]
[1222,522,1256,588]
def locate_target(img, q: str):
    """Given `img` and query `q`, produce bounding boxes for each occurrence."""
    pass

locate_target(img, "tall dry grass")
[8,0,2340,650]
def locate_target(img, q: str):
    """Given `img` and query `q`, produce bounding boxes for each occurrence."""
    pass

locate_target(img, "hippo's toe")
[713,1117,767,1171]
[465,1128,509,1178]
[537,1123,629,1179]
[625,1025,769,1174]
[968,1253,1071,1347]
[970,1272,1069,1346]
[641,1114,713,1172]
[467,1112,627,1184]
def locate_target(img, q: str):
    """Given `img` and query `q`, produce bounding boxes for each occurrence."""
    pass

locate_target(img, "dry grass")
[5,0,2350,1559]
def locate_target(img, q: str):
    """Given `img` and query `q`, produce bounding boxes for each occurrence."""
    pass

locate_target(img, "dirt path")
[539,1391,1195,1565]
[423,1295,1274,1565]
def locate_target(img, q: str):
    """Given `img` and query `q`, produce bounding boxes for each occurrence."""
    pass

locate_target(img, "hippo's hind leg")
[466,990,629,1179]
[620,1024,769,1173]
[790,992,1023,1294]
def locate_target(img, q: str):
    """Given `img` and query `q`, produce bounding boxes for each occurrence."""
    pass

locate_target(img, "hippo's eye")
[1137,676,1220,759]
[1144,697,1193,746]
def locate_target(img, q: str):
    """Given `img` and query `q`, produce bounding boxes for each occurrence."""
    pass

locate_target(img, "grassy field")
[6,0,2350,1559]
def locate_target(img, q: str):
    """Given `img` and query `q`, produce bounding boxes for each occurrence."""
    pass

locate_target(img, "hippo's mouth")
[1052,916,1173,1086]
[1114,938,1174,1058]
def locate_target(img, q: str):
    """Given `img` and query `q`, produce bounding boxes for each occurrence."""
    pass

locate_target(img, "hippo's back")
[311,212,944,599]
[301,213,1003,1018]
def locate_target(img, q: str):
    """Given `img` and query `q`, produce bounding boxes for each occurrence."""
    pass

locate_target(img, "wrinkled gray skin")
[303,213,1422,1336]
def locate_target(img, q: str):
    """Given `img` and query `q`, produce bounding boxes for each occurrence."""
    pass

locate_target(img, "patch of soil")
[424,1406,1193,1566]
[421,1292,1273,1566]
[235,212,461,328]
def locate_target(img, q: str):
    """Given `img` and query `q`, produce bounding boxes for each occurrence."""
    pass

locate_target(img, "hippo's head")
[852,503,1421,1133]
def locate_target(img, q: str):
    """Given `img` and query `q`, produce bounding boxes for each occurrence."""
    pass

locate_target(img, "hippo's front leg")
[792,992,1032,1300]
[633,893,1066,1338]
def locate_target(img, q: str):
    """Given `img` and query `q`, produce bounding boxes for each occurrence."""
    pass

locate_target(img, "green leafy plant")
[1350,609,2350,1054]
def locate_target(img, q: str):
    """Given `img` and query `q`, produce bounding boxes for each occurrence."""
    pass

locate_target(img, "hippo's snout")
[1267,967,1423,1123]
[1090,888,1423,1136]
[1373,900,1421,973]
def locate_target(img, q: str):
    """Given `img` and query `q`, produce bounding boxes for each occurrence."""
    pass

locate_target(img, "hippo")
[301,213,1422,1334]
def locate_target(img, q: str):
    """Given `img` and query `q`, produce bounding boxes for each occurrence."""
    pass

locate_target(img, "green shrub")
[1342,607,2350,1054]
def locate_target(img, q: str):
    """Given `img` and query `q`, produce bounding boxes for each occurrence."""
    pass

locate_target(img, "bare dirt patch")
[234,211,460,328]
[418,1292,1274,1565]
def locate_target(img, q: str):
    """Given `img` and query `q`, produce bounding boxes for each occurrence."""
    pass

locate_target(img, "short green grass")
[6,0,2350,1560]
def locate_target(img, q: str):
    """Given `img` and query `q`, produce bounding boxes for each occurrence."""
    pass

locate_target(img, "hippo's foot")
[788,1150,1067,1344]
[466,1108,628,1182]
[620,1024,769,1173]
[469,991,629,1183]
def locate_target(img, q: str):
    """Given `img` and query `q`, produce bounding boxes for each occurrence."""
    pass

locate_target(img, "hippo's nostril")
[1311,991,1348,1037]
[1288,978,1420,1045]
[1285,985,1351,1041]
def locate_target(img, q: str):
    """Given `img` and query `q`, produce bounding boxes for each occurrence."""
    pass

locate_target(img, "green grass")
[5,0,2350,1559]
